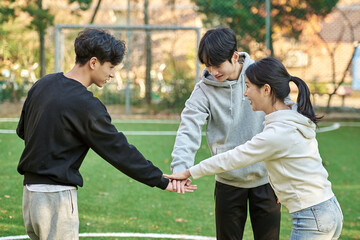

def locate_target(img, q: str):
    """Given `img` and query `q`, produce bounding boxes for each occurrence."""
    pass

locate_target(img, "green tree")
[1,0,100,78]
[193,0,338,53]
[144,0,152,106]
[0,0,15,26]
[22,0,54,78]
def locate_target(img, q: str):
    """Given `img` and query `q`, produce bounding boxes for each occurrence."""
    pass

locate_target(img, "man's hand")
[163,170,195,194]
[172,178,193,194]
[164,177,197,194]
[165,180,174,192]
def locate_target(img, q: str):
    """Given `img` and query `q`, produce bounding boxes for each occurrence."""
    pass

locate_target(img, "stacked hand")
[164,169,194,194]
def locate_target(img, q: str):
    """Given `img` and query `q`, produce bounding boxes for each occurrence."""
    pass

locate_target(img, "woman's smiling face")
[244,77,265,112]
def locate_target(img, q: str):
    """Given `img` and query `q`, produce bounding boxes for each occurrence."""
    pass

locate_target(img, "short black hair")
[74,28,126,66]
[198,27,237,67]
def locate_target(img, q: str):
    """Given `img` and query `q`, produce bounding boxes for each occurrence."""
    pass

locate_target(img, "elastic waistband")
[23,172,75,187]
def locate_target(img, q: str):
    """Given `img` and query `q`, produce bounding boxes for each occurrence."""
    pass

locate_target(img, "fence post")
[125,0,131,115]
[54,26,60,73]
[265,0,272,57]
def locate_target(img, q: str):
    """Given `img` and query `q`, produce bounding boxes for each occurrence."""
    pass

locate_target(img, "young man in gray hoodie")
[170,27,281,239]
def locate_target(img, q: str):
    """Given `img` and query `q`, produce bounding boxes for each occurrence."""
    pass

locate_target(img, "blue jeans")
[290,196,343,240]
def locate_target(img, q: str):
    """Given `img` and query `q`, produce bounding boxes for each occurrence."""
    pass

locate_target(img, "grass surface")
[0,120,359,239]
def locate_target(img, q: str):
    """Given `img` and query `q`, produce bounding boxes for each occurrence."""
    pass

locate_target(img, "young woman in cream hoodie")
[166,57,343,239]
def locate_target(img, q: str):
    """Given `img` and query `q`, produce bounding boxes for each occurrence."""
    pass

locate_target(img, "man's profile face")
[91,60,116,88]
[206,60,236,82]
[204,52,240,82]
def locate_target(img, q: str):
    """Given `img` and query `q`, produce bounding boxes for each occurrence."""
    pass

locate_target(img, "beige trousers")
[22,187,79,240]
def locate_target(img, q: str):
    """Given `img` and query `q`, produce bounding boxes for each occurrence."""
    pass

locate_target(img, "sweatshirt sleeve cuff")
[172,164,189,173]
[157,176,169,190]
[189,165,202,179]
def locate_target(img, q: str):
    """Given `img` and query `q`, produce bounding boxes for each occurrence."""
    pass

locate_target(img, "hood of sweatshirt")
[265,110,316,139]
[201,52,253,102]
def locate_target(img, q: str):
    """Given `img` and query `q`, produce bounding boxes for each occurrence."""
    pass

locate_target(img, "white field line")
[112,119,180,124]
[0,118,19,122]
[336,122,360,127]
[0,232,216,240]
[123,131,178,135]
[316,123,341,133]
[2,118,360,126]
[0,130,205,136]
[0,129,16,134]
[1,118,359,135]
[0,117,199,135]
[122,131,206,136]
[0,118,180,124]
[316,122,360,132]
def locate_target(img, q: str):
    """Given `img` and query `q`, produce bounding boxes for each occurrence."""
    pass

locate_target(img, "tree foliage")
[193,0,339,52]
[0,0,97,77]
[22,2,54,33]
[0,0,16,25]
[69,0,93,11]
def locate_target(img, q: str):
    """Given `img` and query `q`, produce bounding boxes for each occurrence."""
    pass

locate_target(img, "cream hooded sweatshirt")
[189,109,334,213]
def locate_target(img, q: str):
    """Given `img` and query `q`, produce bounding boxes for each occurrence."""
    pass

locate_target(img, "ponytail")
[290,76,321,124]
[246,57,322,125]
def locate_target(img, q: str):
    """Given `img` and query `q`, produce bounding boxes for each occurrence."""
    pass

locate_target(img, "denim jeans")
[290,196,343,240]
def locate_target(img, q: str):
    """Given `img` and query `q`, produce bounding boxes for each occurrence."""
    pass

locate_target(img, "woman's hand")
[163,169,191,180]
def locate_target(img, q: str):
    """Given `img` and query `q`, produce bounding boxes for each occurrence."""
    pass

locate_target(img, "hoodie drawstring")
[229,84,233,116]
[242,75,246,101]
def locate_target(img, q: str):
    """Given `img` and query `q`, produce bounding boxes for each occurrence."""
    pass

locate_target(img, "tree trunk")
[326,46,357,112]
[265,0,274,57]
[325,7,356,112]
[90,0,102,24]
[144,0,152,105]
[38,0,46,77]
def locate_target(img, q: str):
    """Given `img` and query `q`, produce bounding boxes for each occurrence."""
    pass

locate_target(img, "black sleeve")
[78,106,169,190]
[16,99,26,140]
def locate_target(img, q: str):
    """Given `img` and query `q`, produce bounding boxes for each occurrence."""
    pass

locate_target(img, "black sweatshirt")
[17,73,169,189]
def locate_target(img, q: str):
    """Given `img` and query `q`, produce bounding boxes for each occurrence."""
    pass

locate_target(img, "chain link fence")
[54,24,200,114]
[193,0,360,109]
[1,0,360,112]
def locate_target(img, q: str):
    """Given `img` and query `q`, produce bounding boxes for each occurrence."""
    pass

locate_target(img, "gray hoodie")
[171,52,268,188]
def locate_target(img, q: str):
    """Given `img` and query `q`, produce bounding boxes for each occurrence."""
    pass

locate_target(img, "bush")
[90,82,143,106]
[0,80,32,102]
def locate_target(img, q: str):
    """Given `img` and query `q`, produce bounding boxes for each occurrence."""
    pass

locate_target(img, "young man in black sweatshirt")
[17,28,196,240]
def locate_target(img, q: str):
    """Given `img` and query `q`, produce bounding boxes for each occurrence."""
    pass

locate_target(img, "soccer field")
[0,119,359,240]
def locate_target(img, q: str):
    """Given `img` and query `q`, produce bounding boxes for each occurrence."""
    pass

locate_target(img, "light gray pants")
[23,187,79,240]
